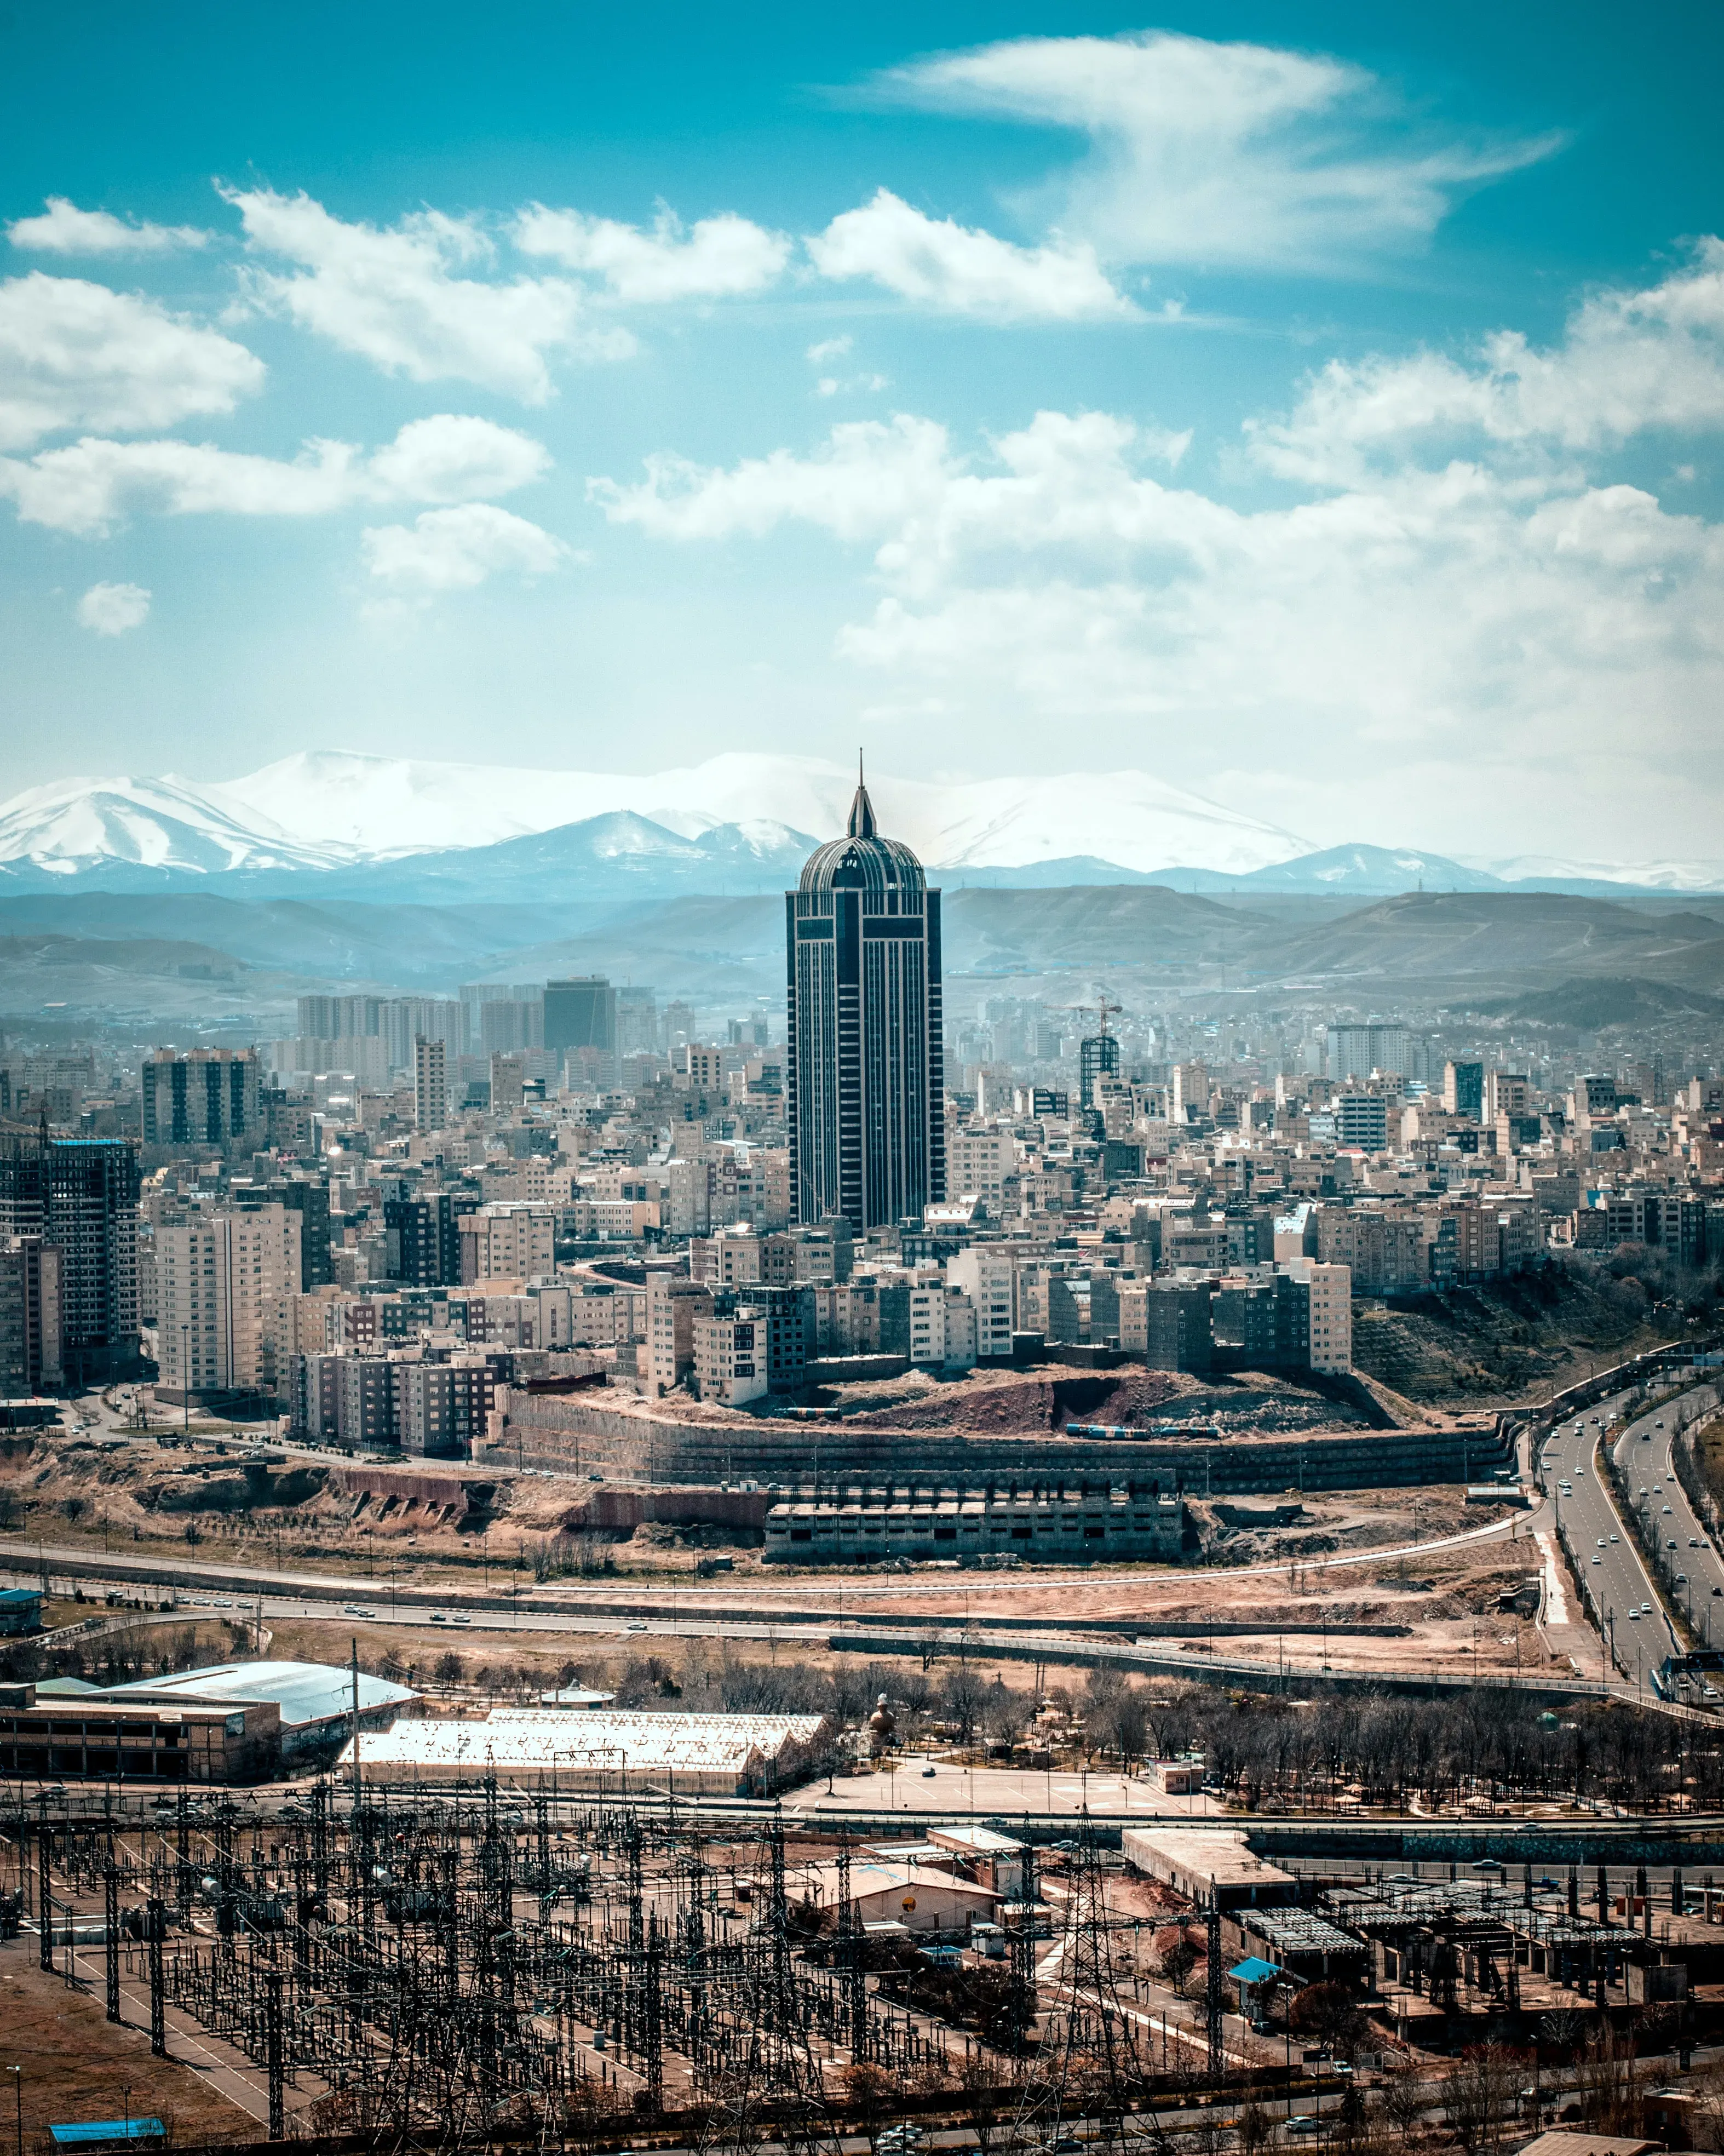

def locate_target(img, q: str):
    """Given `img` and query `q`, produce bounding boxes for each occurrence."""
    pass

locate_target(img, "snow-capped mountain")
[1462,852,1724,893]
[0,750,1304,883]
[0,771,364,876]
[3,752,1721,894]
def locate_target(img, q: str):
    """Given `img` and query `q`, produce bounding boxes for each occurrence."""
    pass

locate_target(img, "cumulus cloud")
[9,198,210,255]
[1250,238,1724,482]
[0,412,549,535]
[807,190,1134,321]
[875,30,1560,273]
[591,414,960,544]
[0,271,263,449]
[360,502,568,593]
[591,245,1724,856]
[513,204,790,301]
[76,580,151,635]
[224,187,631,400]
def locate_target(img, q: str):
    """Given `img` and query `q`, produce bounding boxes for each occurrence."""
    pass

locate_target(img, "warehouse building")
[0,1659,417,1783]
[343,1706,830,1794]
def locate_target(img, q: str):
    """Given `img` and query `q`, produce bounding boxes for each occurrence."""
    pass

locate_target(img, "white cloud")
[360,502,567,593]
[591,414,959,544]
[224,187,631,400]
[0,413,548,535]
[513,204,790,301]
[876,30,1560,273]
[0,271,264,449]
[807,190,1134,321]
[806,335,853,364]
[8,198,210,255]
[76,581,151,635]
[1251,239,1724,482]
[365,413,550,501]
[591,246,1724,858]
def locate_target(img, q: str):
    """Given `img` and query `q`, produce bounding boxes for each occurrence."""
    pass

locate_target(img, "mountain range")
[2,752,1722,899]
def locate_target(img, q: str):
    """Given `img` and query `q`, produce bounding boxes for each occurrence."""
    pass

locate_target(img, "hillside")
[1351,1263,1685,1405]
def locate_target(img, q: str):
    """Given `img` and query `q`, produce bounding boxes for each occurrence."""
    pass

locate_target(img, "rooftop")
[97,1660,417,1728]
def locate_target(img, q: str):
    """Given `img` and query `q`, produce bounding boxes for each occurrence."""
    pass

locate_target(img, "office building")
[1443,1060,1485,1120]
[141,1048,260,1149]
[785,772,944,1229]
[544,978,617,1072]
[0,1135,139,1382]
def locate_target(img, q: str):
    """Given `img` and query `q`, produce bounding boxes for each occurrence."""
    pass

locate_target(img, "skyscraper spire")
[847,748,876,839]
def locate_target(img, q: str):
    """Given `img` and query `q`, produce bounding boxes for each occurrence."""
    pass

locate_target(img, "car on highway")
[1692,1537,1704,1547]
[1629,1608,1642,1620]
[1676,1575,1688,1586]
[1593,1555,1602,1564]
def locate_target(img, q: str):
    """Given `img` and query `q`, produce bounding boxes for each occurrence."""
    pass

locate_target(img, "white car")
[1592,1555,1602,1564]
[1629,1608,1642,1621]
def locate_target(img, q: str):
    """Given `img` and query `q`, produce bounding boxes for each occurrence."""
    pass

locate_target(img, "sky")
[1,0,1721,868]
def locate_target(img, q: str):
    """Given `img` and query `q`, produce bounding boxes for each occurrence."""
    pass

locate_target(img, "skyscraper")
[785,771,944,1229]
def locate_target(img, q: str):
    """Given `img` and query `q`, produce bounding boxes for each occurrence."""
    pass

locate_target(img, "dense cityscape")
[4,1,1723,2151]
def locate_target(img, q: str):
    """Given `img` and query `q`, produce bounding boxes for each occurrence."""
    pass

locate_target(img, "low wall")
[487,1391,1513,1493]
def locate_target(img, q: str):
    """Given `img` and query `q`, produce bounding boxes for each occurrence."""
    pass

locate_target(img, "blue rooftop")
[50,2124,165,2146]
[96,1660,417,1728]
[1229,1956,1285,1987]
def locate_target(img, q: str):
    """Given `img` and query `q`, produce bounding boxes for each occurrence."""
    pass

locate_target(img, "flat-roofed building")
[765,1478,1183,1566]
[1121,1827,1296,1910]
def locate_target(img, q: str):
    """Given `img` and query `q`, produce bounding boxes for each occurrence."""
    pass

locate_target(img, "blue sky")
[2,1,1721,865]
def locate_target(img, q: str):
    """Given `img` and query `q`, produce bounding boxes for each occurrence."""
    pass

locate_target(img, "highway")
[1539,1381,1724,1693]
[1613,1386,1724,1660]
[1542,1387,1673,1682]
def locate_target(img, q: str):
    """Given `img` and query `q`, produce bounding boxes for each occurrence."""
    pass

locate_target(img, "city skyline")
[2,3,1721,864]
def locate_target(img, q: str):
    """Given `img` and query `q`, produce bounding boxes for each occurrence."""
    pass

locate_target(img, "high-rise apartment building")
[141,1049,260,1149]
[785,775,944,1229]
[383,1191,475,1287]
[1328,1024,1413,1080]
[156,1204,301,1400]
[0,1236,63,1392]
[414,1037,447,1133]
[0,1136,139,1381]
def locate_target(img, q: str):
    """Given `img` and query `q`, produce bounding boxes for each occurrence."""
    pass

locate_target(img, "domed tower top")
[798,755,926,899]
